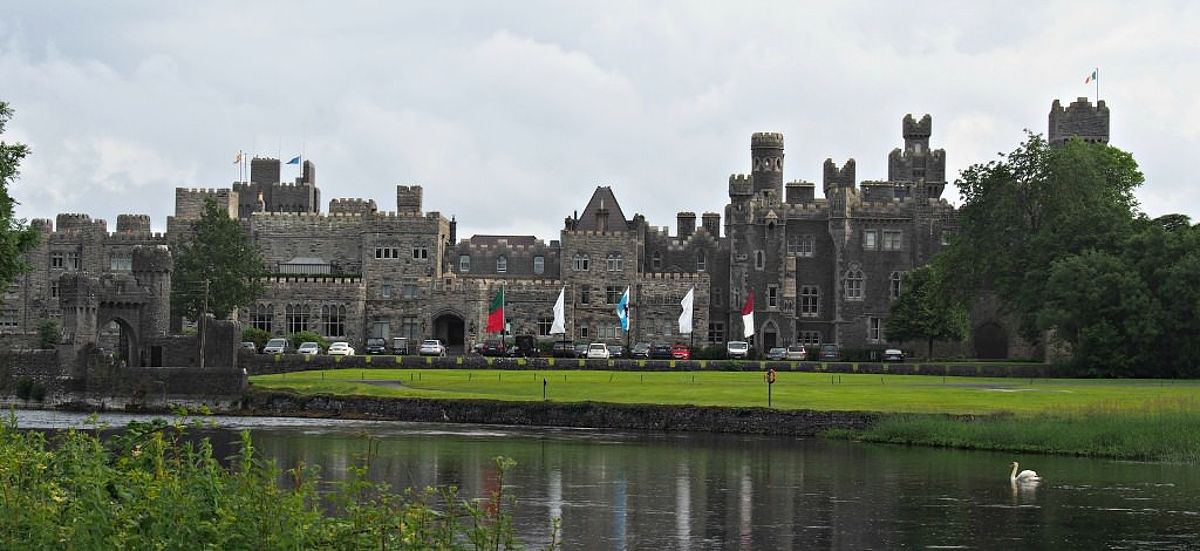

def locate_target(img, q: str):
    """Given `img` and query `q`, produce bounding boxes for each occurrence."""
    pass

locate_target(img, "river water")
[13,410,1199,550]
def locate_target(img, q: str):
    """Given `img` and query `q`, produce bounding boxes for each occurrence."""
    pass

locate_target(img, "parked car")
[670,344,691,361]
[391,337,410,355]
[240,341,258,353]
[364,337,388,355]
[551,340,577,358]
[512,335,538,357]
[586,342,611,360]
[480,340,507,357]
[607,344,626,358]
[882,348,906,362]
[819,343,841,361]
[785,344,808,361]
[573,343,588,357]
[766,347,787,361]
[649,343,673,359]
[262,338,292,354]
[726,340,750,359]
[419,339,446,357]
[327,342,354,356]
[630,342,651,359]
[297,341,323,355]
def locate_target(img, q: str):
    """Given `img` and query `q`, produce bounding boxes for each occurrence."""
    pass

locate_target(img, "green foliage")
[0,102,41,295]
[0,414,531,549]
[886,266,967,359]
[171,198,266,320]
[288,330,330,350]
[242,326,271,350]
[14,377,32,400]
[34,320,58,349]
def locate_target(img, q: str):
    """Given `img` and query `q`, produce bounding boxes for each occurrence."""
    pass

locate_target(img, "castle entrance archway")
[433,313,466,353]
[97,316,139,367]
[973,322,1008,359]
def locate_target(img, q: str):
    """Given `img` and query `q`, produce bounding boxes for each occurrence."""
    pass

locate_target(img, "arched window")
[890,271,904,299]
[533,256,545,274]
[606,253,623,272]
[573,253,590,271]
[845,268,865,301]
[459,255,470,273]
[755,250,765,270]
[250,303,273,332]
[697,252,706,272]
[285,304,310,334]
[322,304,346,337]
[496,255,507,273]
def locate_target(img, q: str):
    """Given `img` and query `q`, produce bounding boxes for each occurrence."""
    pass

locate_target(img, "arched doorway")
[98,317,139,366]
[974,322,1008,359]
[762,321,779,350]
[433,313,465,354]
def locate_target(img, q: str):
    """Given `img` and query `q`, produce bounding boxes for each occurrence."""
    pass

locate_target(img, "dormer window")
[496,256,507,273]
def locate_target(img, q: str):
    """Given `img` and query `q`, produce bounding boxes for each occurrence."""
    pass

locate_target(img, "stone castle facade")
[3,98,1110,359]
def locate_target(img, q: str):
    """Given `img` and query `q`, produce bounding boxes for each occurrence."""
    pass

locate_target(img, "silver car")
[419,339,446,356]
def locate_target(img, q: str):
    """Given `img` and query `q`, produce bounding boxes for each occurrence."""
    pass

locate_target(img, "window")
[402,283,418,299]
[412,246,429,260]
[596,325,620,340]
[50,252,64,269]
[573,253,590,271]
[579,285,591,305]
[322,304,346,337]
[50,281,59,299]
[606,253,623,272]
[459,255,471,272]
[713,287,722,308]
[110,256,132,272]
[868,317,883,342]
[66,251,81,271]
[401,316,419,340]
[798,331,822,346]
[538,317,554,336]
[375,247,400,259]
[863,230,878,251]
[652,252,661,271]
[285,304,310,334]
[496,256,507,273]
[250,303,273,332]
[755,250,765,270]
[697,253,706,272]
[0,309,17,328]
[766,222,776,240]
[768,285,778,309]
[533,256,544,274]
[845,268,864,301]
[578,326,588,340]
[800,286,820,317]
[890,271,904,300]
[381,283,393,299]
[882,230,903,251]
[605,286,623,304]
[707,322,725,344]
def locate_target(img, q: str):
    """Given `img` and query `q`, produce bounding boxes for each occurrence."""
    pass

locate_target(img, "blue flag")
[616,287,630,331]
[286,155,301,165]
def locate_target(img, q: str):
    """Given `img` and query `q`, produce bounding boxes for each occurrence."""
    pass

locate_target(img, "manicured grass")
[250,369,1200,415]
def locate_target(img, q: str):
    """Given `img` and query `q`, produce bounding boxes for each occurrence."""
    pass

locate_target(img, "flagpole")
[501,284,506,352]
[1096,67,1100,102]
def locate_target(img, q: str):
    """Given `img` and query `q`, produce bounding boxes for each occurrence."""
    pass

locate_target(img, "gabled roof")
[573,186,629,231]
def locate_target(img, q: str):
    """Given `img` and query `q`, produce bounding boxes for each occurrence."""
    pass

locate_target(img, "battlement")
[751,132,784,148]
[261,275,363,285]
[638,272,710,281]
[728,174,752,197]
[785,180,815,204]
[175,188,238,219]
[1049,97,1109,146]
[903,114,932,139]
[560,229,631,238]
[116,214,151,233]
[105,231,168,242]
[31,218,53,234]
[329,198,378,215]
[823,159,857,190]
[396,184,423,213]
[131,245,173,273]
[55,213,108,233]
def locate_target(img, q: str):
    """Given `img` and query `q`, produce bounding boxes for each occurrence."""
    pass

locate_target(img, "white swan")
[1009,461,1041,482]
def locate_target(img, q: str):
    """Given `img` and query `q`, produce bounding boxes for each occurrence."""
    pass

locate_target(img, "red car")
[671,344,691,360]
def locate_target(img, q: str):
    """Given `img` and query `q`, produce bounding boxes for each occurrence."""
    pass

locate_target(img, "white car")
[297,341,322,355]
[327,341,355,356]
[419,339,446,356]
[586,342,611,359]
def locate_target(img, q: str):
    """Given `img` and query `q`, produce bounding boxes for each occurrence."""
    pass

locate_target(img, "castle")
[2,98,1110,361]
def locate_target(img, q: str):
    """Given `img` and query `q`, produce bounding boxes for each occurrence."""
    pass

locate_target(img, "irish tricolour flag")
[1085,68,1098,84]
[486,288,505,333]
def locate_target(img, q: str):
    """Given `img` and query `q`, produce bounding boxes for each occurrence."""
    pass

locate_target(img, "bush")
[14,377,33,400]
[241,327,271,350]
[288,331,330,350]
[30,382,46,402]
[35,320,59,349]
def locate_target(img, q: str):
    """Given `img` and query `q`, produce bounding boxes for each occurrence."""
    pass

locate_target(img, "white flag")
[742,291,755,338]
[679,287,694,334]
[551,287,566,334]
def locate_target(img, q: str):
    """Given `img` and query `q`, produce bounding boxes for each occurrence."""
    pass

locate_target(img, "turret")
[1049,97,1110,146]
[396,185,423,213]
[116,214,151,233]
[751,132,784,199]
[250,157,281,185]
[823,159,856,194]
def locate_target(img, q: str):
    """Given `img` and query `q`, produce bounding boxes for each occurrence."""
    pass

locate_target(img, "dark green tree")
[944,134,1143,342]
[885,265,968,359]
[171,198,265,320]
[0,102,41,291]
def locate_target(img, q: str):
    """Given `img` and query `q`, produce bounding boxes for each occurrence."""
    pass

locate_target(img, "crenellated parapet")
[116,214,151,233]
[329,198,378,215]
[1049,97,1109,146]
[396,185,423,213]
[823,159,856,192]
[56,213,107,233]
[728,174,752,198]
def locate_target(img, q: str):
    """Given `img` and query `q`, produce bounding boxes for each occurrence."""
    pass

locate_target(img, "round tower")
[751,132,785,199]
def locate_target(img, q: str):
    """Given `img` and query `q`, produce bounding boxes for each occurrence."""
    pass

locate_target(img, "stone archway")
[433,312,466,353]
[97,316,139,366]
[761,320,779,350]
[973,322,1009,359]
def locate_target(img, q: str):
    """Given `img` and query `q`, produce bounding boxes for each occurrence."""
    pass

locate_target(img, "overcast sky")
[3,2,1197,240]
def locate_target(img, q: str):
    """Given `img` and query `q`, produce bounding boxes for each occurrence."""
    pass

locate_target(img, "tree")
[944,134,1143,342]
[36,319,60,349]
[171,198,265,320]
[885,265,968,359]
[0,102,41,292]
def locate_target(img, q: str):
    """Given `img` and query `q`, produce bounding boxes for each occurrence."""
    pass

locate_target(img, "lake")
[13,410,1198,549]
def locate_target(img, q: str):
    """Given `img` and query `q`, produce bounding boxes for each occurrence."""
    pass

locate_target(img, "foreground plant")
[0,413,550,549]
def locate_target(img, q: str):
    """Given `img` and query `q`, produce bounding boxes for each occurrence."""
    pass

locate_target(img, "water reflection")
[13,410,1200,550]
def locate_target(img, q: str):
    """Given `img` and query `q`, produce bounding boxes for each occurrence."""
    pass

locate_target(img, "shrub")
[30,382,46,402]
[35,320,59,349]
[241,327,271,350]
[14,377,33,400]
[288,331,330,350]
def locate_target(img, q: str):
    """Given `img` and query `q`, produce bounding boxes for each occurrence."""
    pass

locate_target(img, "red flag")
[486,288,505,333]
[741,290,755,338]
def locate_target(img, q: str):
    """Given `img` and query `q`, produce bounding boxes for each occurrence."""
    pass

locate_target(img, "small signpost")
[766,368,777,408]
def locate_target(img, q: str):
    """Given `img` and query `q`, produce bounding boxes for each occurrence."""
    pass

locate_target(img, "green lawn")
[250,369,1200,415]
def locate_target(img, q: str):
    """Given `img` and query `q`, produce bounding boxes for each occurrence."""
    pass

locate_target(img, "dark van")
[819,343,841,361]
